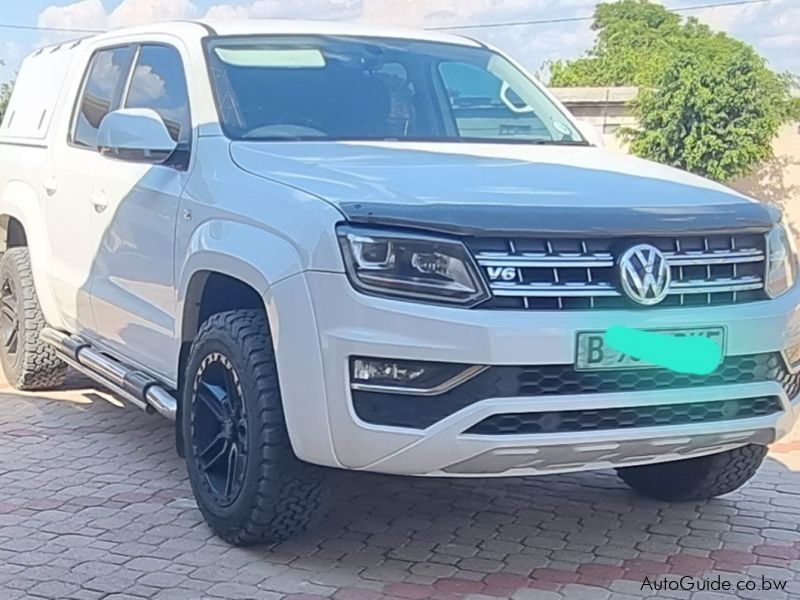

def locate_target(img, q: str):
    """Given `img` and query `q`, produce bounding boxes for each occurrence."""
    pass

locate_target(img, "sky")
[0,0,798,83]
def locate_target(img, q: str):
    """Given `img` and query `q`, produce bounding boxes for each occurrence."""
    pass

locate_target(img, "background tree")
[550,0,796,182]
[0,83,11,123]
[0,60,11,123]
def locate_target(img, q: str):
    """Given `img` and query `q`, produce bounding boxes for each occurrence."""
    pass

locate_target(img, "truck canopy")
[0,39,84,142]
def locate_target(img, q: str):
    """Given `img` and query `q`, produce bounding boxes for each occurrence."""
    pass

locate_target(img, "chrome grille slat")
[475,249,763,268]
[582,241,595,309]
[472,233,767,310]
[668,278,764,294]
[475,255,615,268]
[663,249,764,265]
[492,283,621,297]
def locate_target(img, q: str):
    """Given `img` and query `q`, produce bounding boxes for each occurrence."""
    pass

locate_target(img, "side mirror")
[97,108,178,163]
[575,119,605,148]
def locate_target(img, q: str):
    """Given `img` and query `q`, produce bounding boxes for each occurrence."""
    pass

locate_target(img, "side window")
[438,62,549,141]
[72,46,134,149]
[125,45,191,144]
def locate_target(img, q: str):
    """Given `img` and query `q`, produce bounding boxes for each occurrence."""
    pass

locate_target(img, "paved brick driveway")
[1,372,799,600]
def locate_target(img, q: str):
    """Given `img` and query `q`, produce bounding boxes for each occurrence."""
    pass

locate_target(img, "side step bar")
[41,328,177,421]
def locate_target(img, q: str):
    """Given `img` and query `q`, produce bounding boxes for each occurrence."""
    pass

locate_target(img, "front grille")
[351,353,798,429]
[468,233,767,310]
[464,396,782,435]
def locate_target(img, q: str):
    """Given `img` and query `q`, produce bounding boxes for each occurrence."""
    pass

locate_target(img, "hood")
[230,141,776,236]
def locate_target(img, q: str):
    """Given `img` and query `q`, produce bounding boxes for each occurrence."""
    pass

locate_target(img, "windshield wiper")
[530,139,591,146]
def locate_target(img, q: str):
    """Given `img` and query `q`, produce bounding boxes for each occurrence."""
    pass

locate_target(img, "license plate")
[575,327,726,371]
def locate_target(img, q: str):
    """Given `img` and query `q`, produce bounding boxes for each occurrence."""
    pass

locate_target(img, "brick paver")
[1,371,799,599]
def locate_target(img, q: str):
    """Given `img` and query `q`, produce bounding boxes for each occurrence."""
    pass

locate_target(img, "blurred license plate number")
[575,327,725,371]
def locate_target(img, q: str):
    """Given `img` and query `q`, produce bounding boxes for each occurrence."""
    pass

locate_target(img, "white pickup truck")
[1,19,799,545]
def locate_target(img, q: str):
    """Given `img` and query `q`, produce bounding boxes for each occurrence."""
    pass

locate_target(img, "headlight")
[337,225,490,306]
[765,222,798,298]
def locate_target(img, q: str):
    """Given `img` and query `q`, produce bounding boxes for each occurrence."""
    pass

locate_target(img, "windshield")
[205,35,585,144]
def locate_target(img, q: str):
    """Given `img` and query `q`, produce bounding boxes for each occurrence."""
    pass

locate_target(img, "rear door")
[87,42,192,381]
[43,45,134,332]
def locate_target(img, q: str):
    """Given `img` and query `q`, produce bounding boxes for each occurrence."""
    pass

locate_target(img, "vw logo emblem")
[619,244,671,305]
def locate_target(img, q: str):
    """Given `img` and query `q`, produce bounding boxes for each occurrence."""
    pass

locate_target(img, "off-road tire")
[0,247,66,390]
[616,444,767,501]
[182,309,326,545]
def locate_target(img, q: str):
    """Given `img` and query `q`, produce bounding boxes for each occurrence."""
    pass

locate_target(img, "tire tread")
[186,309,324,545]
[0,247,66,390]
[617,444,767,501]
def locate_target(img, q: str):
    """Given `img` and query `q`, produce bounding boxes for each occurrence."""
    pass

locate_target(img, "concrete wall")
[730,123,800,225]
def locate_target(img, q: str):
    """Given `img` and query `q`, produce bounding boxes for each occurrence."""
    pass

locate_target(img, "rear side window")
[72,46,134,149]
[125,45,191,144]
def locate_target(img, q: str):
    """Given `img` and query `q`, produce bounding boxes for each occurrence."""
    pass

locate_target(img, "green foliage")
[625,51,793,182]
[0,60,10,123]
[789,76,800,121]
[550,0,796,182]
[0,81,11,123]
[550,0,682,87]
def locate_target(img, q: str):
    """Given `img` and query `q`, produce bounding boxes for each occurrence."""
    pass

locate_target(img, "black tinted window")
[125,45,191,143]
[73,46,133,148]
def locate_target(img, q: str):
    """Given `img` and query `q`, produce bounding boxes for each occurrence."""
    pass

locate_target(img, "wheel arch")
[176,267,269,458]
[0,214,28,252]
[0,181,62,329]
[175,222,308,456]
[0,180,38,250]
[177,220,308,366]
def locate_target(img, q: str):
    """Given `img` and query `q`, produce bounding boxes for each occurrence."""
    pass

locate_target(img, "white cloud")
[381,0,597,74]
[112,0,199,26]
[38,0,199,35]
[38,0,108,33]
[31,0,597,73]
[689,0,799,73]
[2,42,21,64]
[0,42,22,80]
[206,0,363,21]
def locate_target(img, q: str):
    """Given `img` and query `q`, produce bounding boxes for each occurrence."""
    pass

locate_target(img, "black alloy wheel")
[182,309,327,545]
[0,247,66,390]
[190,352,249,508]
[0,274,19,362]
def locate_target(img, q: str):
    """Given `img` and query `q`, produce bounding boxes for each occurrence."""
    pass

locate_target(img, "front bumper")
[268,271,800,477]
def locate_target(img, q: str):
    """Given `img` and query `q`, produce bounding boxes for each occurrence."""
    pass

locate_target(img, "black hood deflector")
[338,202,776,237]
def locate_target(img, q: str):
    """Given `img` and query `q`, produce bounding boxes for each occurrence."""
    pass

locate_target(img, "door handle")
[43,174,58,196]
[91,192,109,213]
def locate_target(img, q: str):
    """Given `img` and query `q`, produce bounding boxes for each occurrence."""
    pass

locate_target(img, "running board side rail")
[40,328,178,421]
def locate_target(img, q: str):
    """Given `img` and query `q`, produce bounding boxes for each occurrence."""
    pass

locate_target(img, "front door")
[43,45,135,332]
[88,43,192,381]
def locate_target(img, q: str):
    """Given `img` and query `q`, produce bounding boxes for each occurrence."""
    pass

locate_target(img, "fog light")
[352,359,426,385]
[349,357,486,396]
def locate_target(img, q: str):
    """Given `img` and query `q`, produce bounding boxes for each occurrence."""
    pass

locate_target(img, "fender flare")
[176,218,309,382]
[0,180,63,328]
[177,219,306,315]
[175,219,334,462]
